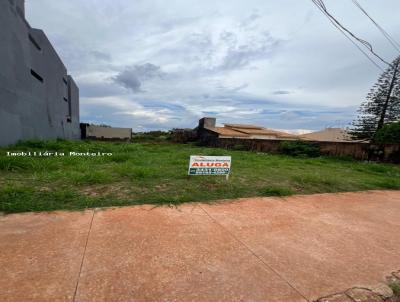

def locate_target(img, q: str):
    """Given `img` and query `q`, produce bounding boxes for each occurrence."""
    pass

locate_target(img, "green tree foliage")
[351,56,400,141]
[374,122,400,144]
[279,141,321,157]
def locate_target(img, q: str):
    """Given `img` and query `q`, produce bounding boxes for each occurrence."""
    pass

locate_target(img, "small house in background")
[80,124,132,141]
[300,128,352,142]
[197,117,298,141]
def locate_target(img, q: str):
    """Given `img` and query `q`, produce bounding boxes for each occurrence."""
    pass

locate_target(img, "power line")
[311,0,390,68]
[333,26,385,72]
[351,0,400,53]
[312,0,390,65]
[311,0,385,71]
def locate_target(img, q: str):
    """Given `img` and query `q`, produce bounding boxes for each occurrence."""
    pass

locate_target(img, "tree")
[351,55,400,141]
[374,122,400,144]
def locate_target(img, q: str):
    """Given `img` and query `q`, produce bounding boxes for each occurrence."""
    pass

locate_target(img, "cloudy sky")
[26,0,400,132]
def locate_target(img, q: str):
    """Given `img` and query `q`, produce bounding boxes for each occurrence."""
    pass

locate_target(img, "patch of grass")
[291,174,343,192]
[0,139,399,213]
[389,282,400,296]
[104,153,131,163]
[70,171,116,185]
[0,157,34,171]
[372,178,400,189]
[0,157,60,172]
[115,165,157,180]
[0,186,86,213]
[131,168,151,180]
[14,139,48,149]
[260,186,294,197]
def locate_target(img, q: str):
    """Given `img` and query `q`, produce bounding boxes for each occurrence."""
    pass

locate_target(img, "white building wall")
[85,125,132,140]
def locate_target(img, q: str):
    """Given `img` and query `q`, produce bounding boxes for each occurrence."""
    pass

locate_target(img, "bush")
[133,131,172,142]
[260,186,294,197]
[374,122,400,144]
[0,157,34,171]
[388,150,400,164]
[14,140,47,149]
[389,282,400,296]
[232,144,248,151]
[279,140,320,157]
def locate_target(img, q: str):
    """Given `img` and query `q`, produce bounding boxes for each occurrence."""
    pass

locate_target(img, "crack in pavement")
[72,209,95,302]
[198,204,310,302]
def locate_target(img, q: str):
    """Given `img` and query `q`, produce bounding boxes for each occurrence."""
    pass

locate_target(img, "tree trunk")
[376,61,400,131]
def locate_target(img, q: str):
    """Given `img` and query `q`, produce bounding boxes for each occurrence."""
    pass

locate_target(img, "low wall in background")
[202,137,400,163]
[81,124,132,141]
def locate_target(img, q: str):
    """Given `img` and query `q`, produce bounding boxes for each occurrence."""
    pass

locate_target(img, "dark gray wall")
[0,0,80,146]
[198,117,216,130]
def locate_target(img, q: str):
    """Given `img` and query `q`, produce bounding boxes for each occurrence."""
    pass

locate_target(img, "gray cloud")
[220,31,282,72]
[90,50,112,62]
[202,30,282,73]
[273,90,292,95]
[217,45,271,71]
[78,81,124,98]
[239,12,261,28]
[113,63,165,93]
[26,0,400,132]
[219,31,238,46]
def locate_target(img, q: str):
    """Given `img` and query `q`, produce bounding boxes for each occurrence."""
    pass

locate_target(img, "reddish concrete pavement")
[0,190,399,302]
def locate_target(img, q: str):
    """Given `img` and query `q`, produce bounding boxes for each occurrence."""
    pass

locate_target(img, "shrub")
[388,150,400,164]
[0,157,60,172]
[0,157,34,171]
[70,171,115,185]
[14,140,47,149]
[232,144,248,151]
[389,282,400,296]
[374,122,400,144]
[279,141,320,157]
[133,131,172,142]
[260,186,294,197]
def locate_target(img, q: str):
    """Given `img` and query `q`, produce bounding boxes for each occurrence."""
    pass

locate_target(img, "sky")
[26,0,400,132]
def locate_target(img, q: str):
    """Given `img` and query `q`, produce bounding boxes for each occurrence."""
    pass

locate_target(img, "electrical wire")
[311,0,385,71]
[311,0,390,69]
[313,0,390,65]
[351,0,400,53]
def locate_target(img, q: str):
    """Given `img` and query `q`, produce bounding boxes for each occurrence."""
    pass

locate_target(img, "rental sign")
[188,156,231,177]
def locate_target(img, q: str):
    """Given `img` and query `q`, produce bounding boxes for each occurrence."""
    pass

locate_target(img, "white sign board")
[188,156,231,176]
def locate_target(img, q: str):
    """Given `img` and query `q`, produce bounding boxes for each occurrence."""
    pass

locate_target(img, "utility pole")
[376,60,400,131]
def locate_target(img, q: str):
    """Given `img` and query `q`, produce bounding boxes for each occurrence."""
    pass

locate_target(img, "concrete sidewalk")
[1,191,399,302]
